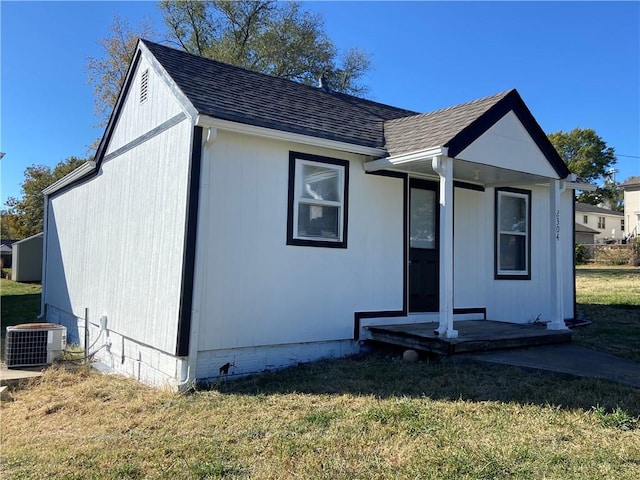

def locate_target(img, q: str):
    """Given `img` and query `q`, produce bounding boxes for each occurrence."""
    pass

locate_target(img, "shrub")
[575,243,589,264]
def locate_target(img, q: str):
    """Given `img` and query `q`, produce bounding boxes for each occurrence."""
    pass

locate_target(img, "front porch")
[364,320,572,355]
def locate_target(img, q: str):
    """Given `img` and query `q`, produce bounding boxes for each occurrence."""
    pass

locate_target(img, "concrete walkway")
[459,343,640,388]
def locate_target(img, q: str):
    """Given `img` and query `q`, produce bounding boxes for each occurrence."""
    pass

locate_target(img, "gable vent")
[140,69,149,104]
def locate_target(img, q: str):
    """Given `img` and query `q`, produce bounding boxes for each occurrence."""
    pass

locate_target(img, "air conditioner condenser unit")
[5,323,67,368]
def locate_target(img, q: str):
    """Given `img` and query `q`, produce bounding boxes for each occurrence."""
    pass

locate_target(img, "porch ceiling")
[370,156,553,187]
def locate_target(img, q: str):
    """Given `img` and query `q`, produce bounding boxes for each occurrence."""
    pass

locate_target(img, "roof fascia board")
[93,40,198,173]
[195,115,386,157]
[92,47,143,171]
[42,162,97,195]
[364,147,448,172]
[445,90,571,179]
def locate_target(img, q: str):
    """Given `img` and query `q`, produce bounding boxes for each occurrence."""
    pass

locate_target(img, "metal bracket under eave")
[363,146,449,172]
[563,173,597,191]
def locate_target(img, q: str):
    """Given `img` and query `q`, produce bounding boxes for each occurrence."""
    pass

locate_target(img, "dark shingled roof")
[383,90,513,157]
[575,202,623,216]
[143,40,417,149]
[575,222,600,234]
[140,41,569,178]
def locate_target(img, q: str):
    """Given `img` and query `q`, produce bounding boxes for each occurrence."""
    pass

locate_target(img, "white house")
[622,178,640,240]
[574,202,625,244]
[42,40,582,389]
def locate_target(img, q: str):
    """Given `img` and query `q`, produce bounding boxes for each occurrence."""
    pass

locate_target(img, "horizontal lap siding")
[45,119,192,354]
[196,132,404,352]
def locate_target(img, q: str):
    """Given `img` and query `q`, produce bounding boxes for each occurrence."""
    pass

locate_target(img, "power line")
[617,154,640,159]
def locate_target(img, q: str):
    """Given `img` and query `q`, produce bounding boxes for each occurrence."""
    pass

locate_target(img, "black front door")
[409,178,439,312]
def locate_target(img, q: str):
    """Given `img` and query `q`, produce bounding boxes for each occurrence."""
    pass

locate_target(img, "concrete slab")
[0,366,45,386]
[457,344,640,388]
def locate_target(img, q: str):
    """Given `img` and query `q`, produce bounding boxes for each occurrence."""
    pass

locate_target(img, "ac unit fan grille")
[5,330,48,367]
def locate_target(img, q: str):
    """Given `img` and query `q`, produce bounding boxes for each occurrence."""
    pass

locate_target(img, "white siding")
[453,187,489,308]
[454,185,575,323]
[624,188,640,237]
[458,112,559,179]
[578,210,625,243]
[45,118,192,354]
[194,131,404,360]
[107,55,186,155]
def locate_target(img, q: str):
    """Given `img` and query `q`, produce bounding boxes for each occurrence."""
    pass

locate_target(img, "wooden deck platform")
[364,320,572,355]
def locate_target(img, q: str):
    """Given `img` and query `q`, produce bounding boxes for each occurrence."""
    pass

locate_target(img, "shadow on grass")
[577,268,640,277]
[573,303,640,362]
[210,348,640,417]
[1,292,42,360]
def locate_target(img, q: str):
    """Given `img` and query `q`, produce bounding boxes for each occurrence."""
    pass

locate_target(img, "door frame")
[408,177,440,313]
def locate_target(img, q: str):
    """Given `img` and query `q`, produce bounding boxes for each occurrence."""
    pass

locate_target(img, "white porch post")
[432,156,457,338]
[548,179,568,330]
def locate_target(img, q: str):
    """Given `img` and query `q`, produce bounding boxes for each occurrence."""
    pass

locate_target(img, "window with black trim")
[597,216,605,229]
[287,152,349,248]
[495,187,531,279]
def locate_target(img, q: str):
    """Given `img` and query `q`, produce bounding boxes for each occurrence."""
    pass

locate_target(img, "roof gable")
[384,89,570,179]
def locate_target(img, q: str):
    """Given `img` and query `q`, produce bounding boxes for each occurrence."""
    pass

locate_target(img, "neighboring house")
[575,222,599,245]
[12,233,44,282]
[43,40,582,389]
[575,202,624,244]
[622,177,640,240]
[0,239,17,269]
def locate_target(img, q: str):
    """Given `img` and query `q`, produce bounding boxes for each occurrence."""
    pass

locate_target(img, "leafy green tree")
[1,210,20,239]
[88,1,371,124]
[86,15,156,126]
[160,0,371,95]
[548,128,619,207]
[4,157,87,238]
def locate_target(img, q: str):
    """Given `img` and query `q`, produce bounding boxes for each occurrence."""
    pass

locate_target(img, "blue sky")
[2,1,639,206]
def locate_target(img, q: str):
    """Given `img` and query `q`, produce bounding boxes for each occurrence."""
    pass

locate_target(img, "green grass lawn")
[573,266,640,361]
[1,279,42,361]
[1,269,639,479]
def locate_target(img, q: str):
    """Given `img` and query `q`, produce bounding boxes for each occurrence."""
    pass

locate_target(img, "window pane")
[499,234,526,271]
[499,195,526,232]
[410,188,436,249]
[301,164,340,201]
[298,204,339,239]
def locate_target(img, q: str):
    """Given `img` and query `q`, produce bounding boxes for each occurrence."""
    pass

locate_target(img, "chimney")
[318,74,330,92]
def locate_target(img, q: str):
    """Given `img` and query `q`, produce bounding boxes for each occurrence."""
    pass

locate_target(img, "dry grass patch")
[2,358,640,479]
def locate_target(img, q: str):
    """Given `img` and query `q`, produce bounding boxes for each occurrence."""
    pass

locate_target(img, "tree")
[547,128,619,207]
[4,157,87,238]
[1,210,20,239]
[88,1,371,123]
[160,0,371,94]
[86,15,156,126]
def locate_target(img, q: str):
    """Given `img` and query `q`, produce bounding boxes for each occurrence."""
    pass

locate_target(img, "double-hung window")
[287,152,349,248]
[495,187,531,279]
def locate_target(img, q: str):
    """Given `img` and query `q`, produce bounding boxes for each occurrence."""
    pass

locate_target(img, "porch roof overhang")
[365,89,578,189]
[364,151,597,191]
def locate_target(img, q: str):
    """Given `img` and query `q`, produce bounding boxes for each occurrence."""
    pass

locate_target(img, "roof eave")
[42,161,97,196]
[195,114,387,158]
